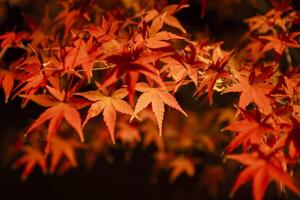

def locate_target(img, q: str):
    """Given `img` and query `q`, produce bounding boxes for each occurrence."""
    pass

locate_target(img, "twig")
[285,48,293,71]
[0,46,8,60]
[75,65,113,72]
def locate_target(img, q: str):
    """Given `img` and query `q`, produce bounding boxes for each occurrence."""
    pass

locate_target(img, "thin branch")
[285,48,293,71]
[75,65,114,72]
[0,46,8,60]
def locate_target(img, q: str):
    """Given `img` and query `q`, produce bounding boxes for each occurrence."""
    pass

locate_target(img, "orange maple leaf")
[144,4,189,34]
[195,48,231,104]
[25,85,88,143]
[63,38,99,78]
[224,72,274,114]
[76,87,133,143]
[116,116,141,145]
[260,32,300,55]
[228,150,300,200]
[133,82,187,135]
[169,156,195,182]
[0,32,27,48]
[144,13,185,49]
[48,136,85,173]
[12,146,47,181]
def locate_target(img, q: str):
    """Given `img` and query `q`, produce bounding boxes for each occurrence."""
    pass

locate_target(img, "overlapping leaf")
[134,82,187,135]
[76,87,133,143]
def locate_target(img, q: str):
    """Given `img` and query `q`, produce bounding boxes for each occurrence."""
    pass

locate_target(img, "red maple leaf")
[195,48,231,104]
[100,46,168,105]
[228,149,300,200]
[86,15,119,44]
[0,69,14,102]
[25,85,88,144]
[225,109,274,152]
[224,70,274,114]
[0,32,28,48]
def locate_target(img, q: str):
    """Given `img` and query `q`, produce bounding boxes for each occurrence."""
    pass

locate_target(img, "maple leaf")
[54,6,81,39]
[12,146,47,180]
[195,48,231,104]
[0,69,14,102]
[161,4,189,33]
[144,13,185,49]
[144,4,189,33]
[5,1,300,195]
[48,136,85,173]
[161,56,187,83]
[224,71,274,114]
[76,87,133,143]
[240,38,264,62]
[161,45,206,88]
[11,55,41,79]
[0,32,27,48]
[116,116,141,145]
[14,72,48,107]
[161,56,197,91]
[87,15,119,40]
[63,38,101,78]
[224,109,274,152]
[227,151,300,200]
[100,47,167,105]
[11,54,61,107]
[25,85,87,143]
[245,9,285,34]
[169,156,195,182]
[134,82,187,135]
[260,32,300,55]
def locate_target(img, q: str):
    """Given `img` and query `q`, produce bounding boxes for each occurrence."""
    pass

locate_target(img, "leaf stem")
[75,65,114,72]
[0,46,9,60]
[285,48,293,71]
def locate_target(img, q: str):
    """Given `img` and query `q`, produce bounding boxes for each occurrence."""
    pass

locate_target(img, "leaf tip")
[229,190,235,199]
[80,136,85,143]
[21,174,28,181]
[24,132,29,138]
[112,138,116,145]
